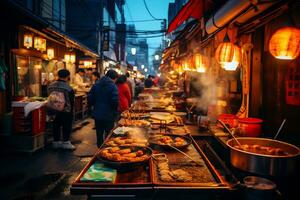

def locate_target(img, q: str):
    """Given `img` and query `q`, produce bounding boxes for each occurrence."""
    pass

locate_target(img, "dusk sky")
[125,0,174,61]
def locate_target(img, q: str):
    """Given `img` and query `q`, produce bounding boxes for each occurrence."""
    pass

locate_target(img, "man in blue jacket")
[88,70,119,147]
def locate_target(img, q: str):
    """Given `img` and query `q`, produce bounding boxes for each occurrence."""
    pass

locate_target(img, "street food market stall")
[71,0,300,199]
[71,88,299,199]
[71,89,238,199]
[4,24,99,152]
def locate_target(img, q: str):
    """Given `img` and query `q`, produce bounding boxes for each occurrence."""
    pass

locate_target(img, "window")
[16,56,43,97]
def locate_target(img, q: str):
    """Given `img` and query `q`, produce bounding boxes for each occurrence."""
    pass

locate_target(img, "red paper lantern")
[215,42,241,71]
[269,27,300,60]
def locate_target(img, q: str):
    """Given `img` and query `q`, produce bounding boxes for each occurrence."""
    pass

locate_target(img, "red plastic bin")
[13,106,46,135]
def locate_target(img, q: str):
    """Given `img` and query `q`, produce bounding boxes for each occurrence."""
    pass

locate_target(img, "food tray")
[151,136,229,188]
[71,149,154,188]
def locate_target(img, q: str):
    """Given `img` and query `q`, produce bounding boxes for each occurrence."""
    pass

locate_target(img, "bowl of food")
[227,137,300,176]
[97,146,153,170]
[149,134,191,150]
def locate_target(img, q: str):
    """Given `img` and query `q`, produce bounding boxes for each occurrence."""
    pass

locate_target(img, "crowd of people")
[47,68,158,150]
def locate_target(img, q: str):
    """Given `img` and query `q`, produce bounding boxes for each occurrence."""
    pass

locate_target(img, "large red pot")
[237,118,263,137]
[217,114,238,128]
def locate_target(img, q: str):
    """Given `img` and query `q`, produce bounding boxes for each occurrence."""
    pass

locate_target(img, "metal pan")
[96,146,153,170]
[226,137,300,176]
[149,134,192,150]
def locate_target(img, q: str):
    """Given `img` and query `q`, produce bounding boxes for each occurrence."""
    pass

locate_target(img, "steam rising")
[189,71,217,113]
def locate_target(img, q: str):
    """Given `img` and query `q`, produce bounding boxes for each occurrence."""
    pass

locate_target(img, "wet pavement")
[0,118,98,200]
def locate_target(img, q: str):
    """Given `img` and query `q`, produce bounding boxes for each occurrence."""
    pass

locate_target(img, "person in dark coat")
[88,70,119,147]
[144,75,154,88]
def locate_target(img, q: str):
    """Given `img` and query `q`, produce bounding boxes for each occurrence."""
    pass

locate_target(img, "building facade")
[66,0,126,66]
[14,0,66,31]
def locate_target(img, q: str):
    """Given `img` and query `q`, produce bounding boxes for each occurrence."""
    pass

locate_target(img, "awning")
[44,27,99,58]
[163,20,199,63]
[167,0,212,33]
[21,25,99,59]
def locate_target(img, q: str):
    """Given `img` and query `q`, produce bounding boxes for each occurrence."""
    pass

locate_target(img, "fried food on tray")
[170,169,193,182]
[118,119,150,127]
[153,135,188,147]
[121,112,150,119]
[136,150,144,156]
[99,147,150,162]
[105,137,148,147]
[118,148,131,154]
[156,159,173,182]
[109,147,120,153]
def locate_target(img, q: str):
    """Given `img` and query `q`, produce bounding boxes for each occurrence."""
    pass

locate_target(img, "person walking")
[88,70,119,147]
[144,75,154,88]
[116,75,131,113]
[126,72,135,101]
[48,69,75,150]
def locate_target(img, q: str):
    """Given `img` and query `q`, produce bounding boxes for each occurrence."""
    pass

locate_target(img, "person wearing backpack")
[88,69,119,147]
[47,69,75,150]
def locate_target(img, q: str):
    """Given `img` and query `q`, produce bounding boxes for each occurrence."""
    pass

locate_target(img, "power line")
[126,35,165,39]
[143,0,164,21]
[125,1,134,22]
[67,26,165,34]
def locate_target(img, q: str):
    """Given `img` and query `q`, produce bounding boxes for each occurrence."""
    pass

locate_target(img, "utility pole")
[98,0,104,75]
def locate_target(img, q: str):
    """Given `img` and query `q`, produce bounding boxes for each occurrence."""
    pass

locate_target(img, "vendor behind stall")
[74,69,89,92]
[85,68,94,85]
[91,71,100,84]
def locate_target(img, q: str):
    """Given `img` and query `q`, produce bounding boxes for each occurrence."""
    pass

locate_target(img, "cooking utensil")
[242,176,277,200]
[273,118,286,140]
[167,144,204,167]
[227,137,300,176]
[218,119,242,148]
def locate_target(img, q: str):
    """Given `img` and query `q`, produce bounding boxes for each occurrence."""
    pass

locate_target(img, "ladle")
[218,119,242,147]
[273,118,286,140]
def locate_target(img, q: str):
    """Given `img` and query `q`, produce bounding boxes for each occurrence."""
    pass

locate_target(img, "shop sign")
[34,37,46,52]
[23,34,33,49]
[102,26,110,51]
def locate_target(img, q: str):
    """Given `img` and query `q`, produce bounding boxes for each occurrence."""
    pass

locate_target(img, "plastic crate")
[32,107,46,135]
[12,106,46,135]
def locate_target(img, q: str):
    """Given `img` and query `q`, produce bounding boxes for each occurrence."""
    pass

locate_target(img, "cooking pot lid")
[238,118,263,123]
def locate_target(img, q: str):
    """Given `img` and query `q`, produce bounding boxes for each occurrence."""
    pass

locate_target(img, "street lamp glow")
[155,54,160,60]
[144,68,148,72]
[131,47,136,55]
[141,64,145,69]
